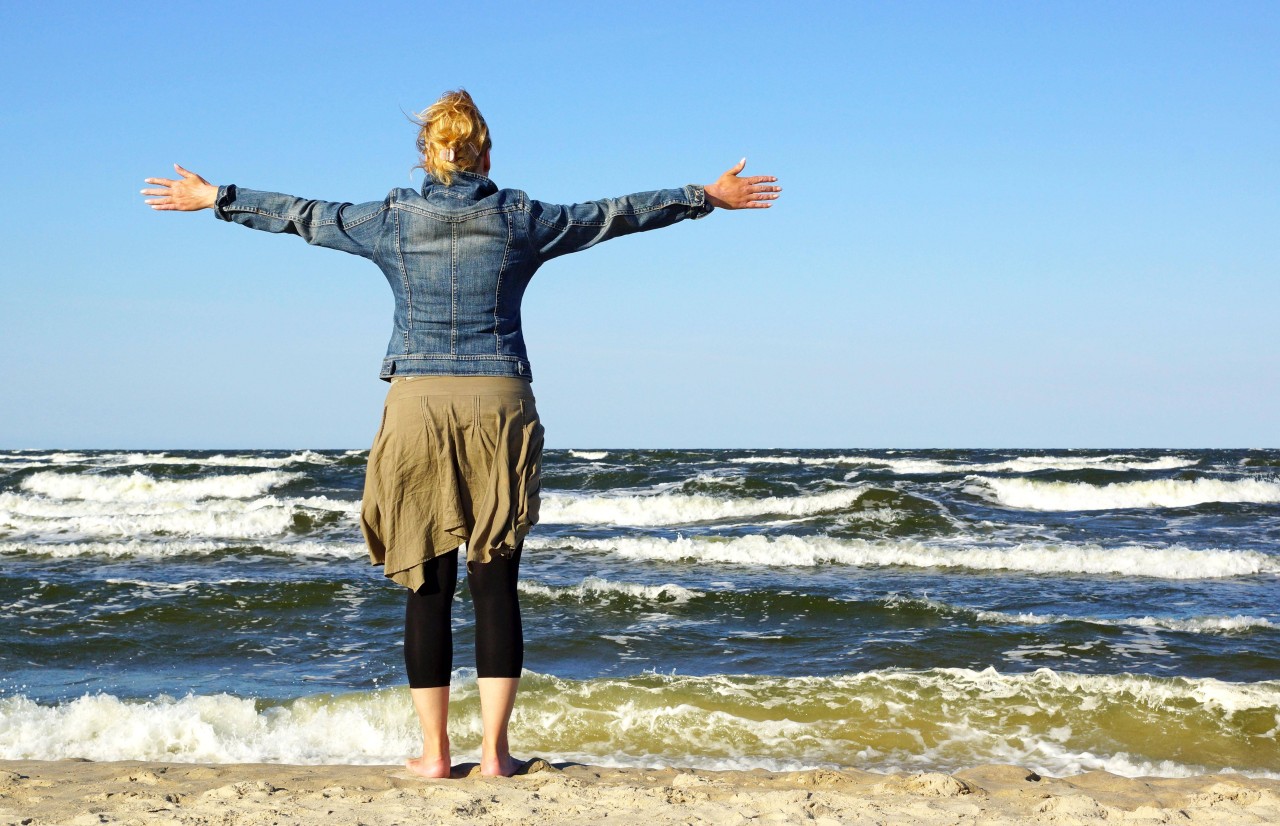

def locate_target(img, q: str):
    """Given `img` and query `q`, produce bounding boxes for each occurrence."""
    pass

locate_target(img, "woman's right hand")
[704,158,781,210]
[141,164,219,211]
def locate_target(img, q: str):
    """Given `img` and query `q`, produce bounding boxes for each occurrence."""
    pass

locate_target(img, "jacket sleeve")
[212,184,389,260]
[527,184,714,262]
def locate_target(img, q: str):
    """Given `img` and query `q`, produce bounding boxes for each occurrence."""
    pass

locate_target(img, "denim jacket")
[213,170,714,381]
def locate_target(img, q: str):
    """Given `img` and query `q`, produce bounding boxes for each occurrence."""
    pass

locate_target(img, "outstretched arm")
[141,164,388,260]
[528,158,781,261]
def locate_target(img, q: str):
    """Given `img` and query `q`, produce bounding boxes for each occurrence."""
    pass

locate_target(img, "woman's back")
[213,169,715,381]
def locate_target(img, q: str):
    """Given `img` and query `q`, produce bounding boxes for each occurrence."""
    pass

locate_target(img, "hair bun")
[414,89,491,185]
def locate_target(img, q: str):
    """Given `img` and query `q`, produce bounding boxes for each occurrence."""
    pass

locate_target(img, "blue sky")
[1,1,1275,448]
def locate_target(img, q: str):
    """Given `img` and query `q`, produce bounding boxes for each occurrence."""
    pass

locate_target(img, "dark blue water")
[1,448,1277,775]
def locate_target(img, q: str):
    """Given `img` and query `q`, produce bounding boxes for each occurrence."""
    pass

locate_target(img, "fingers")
[174,163,195,178]
[141,176,174,205]
[733,184,779,208]
[725,157,747,176]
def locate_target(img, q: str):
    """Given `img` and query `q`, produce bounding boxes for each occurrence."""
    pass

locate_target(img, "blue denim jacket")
[213,170,714,381]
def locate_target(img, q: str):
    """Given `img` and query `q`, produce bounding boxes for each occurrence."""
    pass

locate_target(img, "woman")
[140,89,781,779]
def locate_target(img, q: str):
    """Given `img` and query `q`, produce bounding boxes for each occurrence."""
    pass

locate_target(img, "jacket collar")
[424,169,498,199]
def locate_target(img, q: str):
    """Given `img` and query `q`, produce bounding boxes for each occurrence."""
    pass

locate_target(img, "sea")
[1,447,1277,778]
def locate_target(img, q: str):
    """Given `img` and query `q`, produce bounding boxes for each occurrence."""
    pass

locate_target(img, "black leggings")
[404,545,524,688]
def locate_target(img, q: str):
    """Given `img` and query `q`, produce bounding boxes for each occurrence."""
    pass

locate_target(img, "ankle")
[421,736,450,757]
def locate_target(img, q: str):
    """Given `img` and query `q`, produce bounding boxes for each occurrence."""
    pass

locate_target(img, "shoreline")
[3,758,1278,825]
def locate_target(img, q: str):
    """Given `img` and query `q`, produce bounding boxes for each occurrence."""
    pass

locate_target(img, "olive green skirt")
[359,375,545,591]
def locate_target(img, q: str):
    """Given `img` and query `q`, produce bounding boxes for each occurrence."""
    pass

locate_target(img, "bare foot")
[480,754,525,777]
[405,755,452,779]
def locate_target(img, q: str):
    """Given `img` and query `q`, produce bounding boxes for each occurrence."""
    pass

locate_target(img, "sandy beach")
[3,758,1277,825]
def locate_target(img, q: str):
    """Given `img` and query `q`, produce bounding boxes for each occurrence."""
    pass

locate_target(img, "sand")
[2,758,1277,825]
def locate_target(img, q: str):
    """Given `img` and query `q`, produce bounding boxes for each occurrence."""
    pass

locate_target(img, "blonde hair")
[413,89,492,185]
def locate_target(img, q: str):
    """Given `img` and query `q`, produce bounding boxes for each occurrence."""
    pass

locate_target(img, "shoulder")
[387,186,420,205]
[495,186,530,210]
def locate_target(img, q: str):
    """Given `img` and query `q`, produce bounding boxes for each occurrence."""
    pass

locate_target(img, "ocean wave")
[518,576,703,604]
[523,534,1280,578]
[0,496,297,539]
[0,451,96,469]
[0,539,366,559]
[95,451,335,468]
[567,450,610,460]
[2,667,1275,777]
[730,453,1198,474]
[0,486,360,541]
[969,476,1280,511]
[20,470,304,502]
[0,451,335,470]
[880,595,1277,633]
[101,578,256,593]
[538,486,868,526]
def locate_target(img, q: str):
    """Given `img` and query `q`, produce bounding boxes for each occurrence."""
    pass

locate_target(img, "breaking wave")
[538,487,869,526]
[2,667,1275,777]
[730,453,1198,474]
[524,534,1280,578]
[969,476,1280,511]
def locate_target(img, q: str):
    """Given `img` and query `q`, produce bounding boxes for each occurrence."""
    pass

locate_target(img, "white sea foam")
[289,495,362,515]
[1,668,1275,778]
[730,453,1198,474]
[0,481,360,540]
[538,486,868,526]
[100,578,256,594]
[0,451,335,470]
[20,470,303,502]
[980,610,1277,634]
[969,476,1280,511]
[0,451,94,467]
[0,690,414,765]
[568,450,610,460]
[518,576,703,603]
[880,595,1277,633]
[108,450,336,468]
[0,494,298,539]
[524,534,1280,578]
[0,539,366,559]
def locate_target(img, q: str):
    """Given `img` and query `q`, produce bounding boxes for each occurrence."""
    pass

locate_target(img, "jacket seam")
[393,210,412,353]
[520,192,543,267]
[450,223,458,355]
[219,204,387,228]
[384,354,528,362]
[495,211,514,356]
[531,199,688,229]
[392,203,517,222]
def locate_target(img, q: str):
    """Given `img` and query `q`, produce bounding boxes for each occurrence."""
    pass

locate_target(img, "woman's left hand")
[141,164,218,211]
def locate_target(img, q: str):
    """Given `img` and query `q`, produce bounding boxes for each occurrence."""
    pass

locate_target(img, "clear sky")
[1,1,1276,449]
